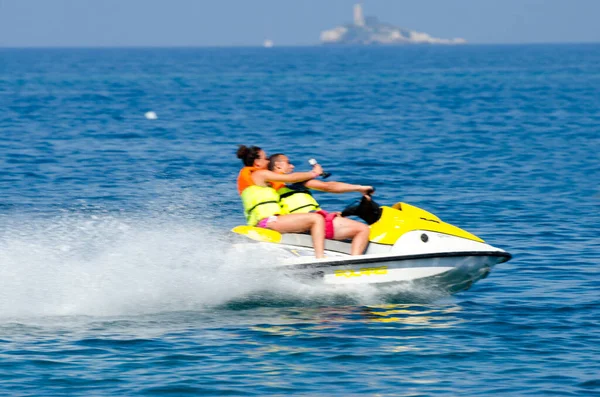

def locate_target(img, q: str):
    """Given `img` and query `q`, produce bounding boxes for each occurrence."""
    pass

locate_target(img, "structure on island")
[320,3,466,45]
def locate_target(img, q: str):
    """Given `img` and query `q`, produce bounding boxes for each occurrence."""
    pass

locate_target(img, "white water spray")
[0,210,442,319]
[0,213,277,318]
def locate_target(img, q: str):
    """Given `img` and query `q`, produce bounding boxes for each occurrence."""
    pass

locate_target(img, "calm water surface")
[0,45,599,396]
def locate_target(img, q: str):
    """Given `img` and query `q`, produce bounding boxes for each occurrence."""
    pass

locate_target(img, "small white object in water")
[263,40,274,48]
[145,111,158,120]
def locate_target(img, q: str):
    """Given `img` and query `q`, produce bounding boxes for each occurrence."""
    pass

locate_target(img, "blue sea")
[1,45,599,396]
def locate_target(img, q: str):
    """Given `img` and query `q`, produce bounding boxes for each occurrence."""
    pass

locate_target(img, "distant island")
[320,4,466,45]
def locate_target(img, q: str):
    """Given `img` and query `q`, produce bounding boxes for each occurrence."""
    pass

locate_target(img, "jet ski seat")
[280,233,354,255]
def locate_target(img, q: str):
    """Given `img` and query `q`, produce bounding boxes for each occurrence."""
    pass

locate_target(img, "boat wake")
[0,213,454,320]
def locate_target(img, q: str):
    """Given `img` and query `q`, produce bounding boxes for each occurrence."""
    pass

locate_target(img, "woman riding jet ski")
[236,145,327,258]
[236,145,374,258]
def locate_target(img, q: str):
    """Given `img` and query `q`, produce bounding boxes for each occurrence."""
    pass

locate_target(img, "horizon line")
[1,42,600,50]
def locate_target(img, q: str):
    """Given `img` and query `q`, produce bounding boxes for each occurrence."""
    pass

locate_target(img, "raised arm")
[304,179,373,195]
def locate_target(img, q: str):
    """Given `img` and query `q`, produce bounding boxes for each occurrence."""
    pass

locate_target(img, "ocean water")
[1,45,599,396]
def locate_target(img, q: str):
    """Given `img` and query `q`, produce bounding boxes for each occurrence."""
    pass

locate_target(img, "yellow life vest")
[277,185,321,214]
[241,185,282,226]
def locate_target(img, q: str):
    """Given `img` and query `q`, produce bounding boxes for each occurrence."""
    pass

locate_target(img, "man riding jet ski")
[268,153,373,255]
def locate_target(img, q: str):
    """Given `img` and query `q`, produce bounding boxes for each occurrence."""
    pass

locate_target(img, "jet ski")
[232,195,512,294]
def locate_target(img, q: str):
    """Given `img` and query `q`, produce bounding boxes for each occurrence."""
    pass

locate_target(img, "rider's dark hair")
[236,145,262,167]
[267,153,285,171]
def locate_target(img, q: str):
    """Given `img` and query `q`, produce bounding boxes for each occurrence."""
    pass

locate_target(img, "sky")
[1,0,599,47]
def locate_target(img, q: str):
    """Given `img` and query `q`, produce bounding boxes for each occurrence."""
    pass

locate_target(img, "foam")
[0,212,445,319]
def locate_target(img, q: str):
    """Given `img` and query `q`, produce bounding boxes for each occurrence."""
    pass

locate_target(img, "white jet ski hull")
[275,249,509,293]
[234,231,511,294]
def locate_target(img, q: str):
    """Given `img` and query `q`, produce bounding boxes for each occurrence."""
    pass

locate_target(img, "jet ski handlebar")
[341,193,382,225]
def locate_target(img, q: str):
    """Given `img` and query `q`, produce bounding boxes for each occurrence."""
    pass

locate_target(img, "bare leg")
[332,217,370,255]
[266,213,325,258]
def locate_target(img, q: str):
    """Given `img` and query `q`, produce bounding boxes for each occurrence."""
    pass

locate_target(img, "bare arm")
[305,179,373,195]
[252,166,322,186]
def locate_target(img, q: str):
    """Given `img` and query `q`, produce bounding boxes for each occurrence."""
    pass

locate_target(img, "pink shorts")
[257,215,278,228]
[316,210,338,239]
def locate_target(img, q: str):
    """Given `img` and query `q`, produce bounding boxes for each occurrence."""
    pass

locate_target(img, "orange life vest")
[237,166,282,226]
[237,166,259,194]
